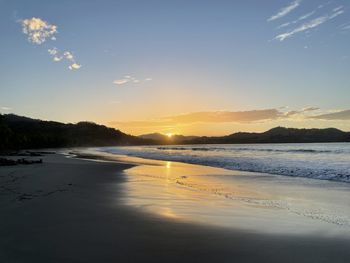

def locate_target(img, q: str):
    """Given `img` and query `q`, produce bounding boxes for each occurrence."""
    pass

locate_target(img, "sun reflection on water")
[120,156,350,236]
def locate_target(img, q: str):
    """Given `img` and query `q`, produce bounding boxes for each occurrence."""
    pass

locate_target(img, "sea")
[97,143,350,183]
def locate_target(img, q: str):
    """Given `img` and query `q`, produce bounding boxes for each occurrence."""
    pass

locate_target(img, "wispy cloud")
[342,24,350,30]
[302,106,320,112]
[113,75,152,86]
[274,7,344,41]
[19,17,81,70]
[166,109,282,123]
[309,110,350,120]
[20,17,57,44]
[268,0,301,22]
[113,79,129,85]
[333,6,343,12]
[0,106,12,111]
[277,10,316,29]
[110,109,284,128]
[109,107,343,130]
[283,106,320,117]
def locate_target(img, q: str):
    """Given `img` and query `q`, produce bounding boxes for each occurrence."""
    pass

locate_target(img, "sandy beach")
[1,153,350,263]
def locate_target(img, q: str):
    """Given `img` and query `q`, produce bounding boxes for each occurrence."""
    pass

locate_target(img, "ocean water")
[97,143,350,183]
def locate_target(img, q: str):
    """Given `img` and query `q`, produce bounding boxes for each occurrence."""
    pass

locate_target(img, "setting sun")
[166,133,173,138]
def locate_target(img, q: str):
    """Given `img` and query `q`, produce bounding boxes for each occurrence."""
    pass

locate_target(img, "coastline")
[1,152,350,262]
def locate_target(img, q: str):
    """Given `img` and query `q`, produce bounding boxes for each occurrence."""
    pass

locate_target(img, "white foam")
[97,143,350,183]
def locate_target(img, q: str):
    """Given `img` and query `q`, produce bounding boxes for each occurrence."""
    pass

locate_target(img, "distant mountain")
[0,114,152,150]
[139,133,198,143]
[1,114,349,151]
[139,133,169,141]
[187,127,350,144]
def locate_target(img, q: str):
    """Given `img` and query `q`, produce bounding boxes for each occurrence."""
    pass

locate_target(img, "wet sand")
[1,153,350,262]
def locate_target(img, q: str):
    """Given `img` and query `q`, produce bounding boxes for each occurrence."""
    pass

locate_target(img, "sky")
[0,0,349,136]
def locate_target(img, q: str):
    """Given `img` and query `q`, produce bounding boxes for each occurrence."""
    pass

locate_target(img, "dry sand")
[1,153,349,263]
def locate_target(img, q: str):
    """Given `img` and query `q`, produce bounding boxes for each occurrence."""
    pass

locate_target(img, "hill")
[187,127,350,144]
[0,114,151,150]
[1,114,350,151]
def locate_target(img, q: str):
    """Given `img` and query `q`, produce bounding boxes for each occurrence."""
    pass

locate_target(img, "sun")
[166,133,173,138]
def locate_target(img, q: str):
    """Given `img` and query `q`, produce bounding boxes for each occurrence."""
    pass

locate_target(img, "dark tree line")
[0,114,151,151]
[1,114,349,151]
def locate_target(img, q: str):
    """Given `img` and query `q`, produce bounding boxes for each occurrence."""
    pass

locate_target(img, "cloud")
[302,106,320,112]
[268,0,301,22]
[333,6,343,12]
[309,110,350,120]
[167,109,282,123]
[20,17,81,70]
[53,56,63,62]
[47,48,81,69]
[1,107,12,111]
[113,79,129,85]
[283,106,320,117]
[64,51,74,61]
[342,24,350,30]
[48,47,58,55]
[277,10,316,29]
[48,47,63,62]
[110,109,284,128]
[113,75,151,86]
[274,7,344,41]
[20,17,57,44]
[68,63,81,70]
[109,107,341,130]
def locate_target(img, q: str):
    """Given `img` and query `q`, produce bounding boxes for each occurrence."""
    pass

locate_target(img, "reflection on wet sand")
[121,157,350,236]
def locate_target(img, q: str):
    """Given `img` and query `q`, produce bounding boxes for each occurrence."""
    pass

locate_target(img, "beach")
[1,152,350,263]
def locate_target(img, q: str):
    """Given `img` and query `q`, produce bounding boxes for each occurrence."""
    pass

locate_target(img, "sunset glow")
[0,1,349,136]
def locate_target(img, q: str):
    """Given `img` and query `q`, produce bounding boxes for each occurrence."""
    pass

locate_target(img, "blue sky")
[0,0,349,135]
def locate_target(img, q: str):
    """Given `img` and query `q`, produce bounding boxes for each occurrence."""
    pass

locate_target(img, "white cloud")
[298,11,316,21]
[48,47,58,55]
[21,17,57,44]
[1,107,11,111]
[64,51,74,61]
[342,24,350,30]
[20,17,81,71]
[113,75,150,86]
[47,48,81,69]
[53,56,63,62]
[68,63,81,70]
[274,7,344,41]
[268,0,301,22]
[333,6,343,12]
[113,79,129,85]
[277,10,316,29]
[48,48,63,62]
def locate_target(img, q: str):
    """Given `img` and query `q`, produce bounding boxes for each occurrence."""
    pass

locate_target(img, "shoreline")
[1,152,350,262]
[72,149,350,235]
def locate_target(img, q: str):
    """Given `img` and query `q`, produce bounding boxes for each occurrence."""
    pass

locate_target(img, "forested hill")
[0,114,150,150]
[1,114,350,151]
[187,127,350,144]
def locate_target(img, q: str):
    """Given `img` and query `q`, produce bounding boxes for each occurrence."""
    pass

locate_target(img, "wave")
[98,143,350,183]
[156,146,336,154]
